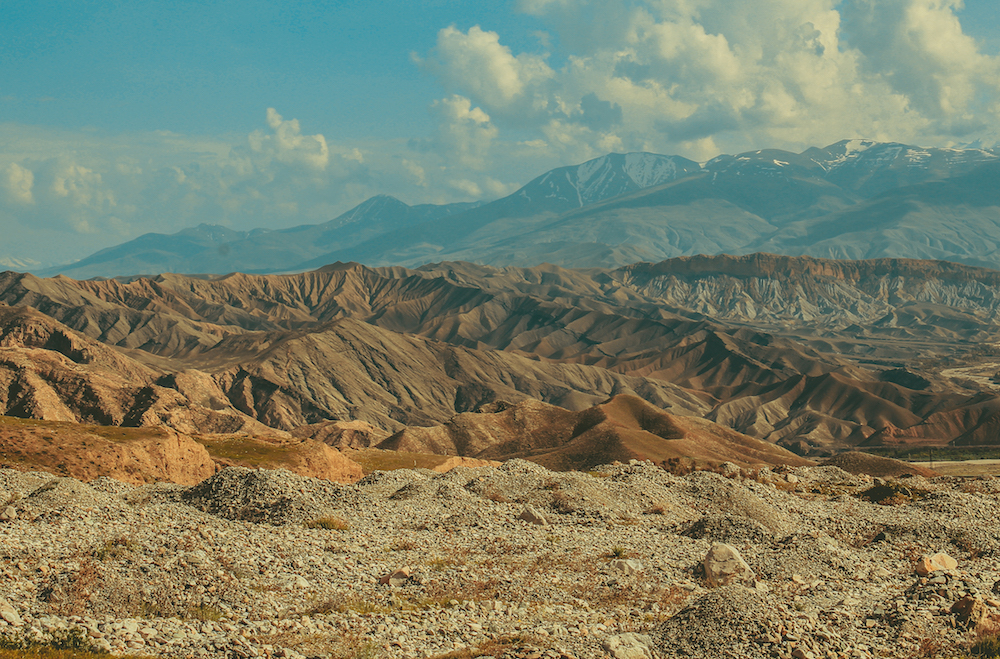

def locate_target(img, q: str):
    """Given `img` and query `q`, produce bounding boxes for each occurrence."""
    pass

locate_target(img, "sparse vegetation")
[608,546,629,559]
[0,628,155,659]
[92,537,134,561]
[483,488,510,503]
[305,516,351,531]
[858,481,930,505]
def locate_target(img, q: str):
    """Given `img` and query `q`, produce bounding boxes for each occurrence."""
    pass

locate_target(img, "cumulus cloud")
[4,1,1000,267]
[421,26,555,121]
[249,108,330,169]
[422,0,1000,159]
[2,163,34,205]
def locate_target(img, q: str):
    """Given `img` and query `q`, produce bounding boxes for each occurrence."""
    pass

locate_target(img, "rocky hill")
[0,459,997,658]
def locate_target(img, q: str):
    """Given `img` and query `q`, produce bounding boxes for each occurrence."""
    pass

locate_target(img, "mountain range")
[7,254,1000,460]
[36,140,1000,279]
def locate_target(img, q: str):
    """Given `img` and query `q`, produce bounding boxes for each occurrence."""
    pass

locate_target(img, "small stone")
[519,506,549,526]
[603,633,654,659]
[610,559,644,575]
[380,567,412,587]
[916,553,958,576]
[952,596,996,630]
[0,506,16,522]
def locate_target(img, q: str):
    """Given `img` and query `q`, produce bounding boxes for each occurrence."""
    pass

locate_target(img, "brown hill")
[821,451,938,478]
[0,415,363,485]
[379,394,813,471]
[4,255,1000,455]
[0,306,283,436]
[0,416,214,485]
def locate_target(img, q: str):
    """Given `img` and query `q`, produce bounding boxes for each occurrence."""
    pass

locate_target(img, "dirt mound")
[0,417,216,485]
[180,466,352,525]
[681,513,774,545]
[291,419,389,450]
[652,585,778,659]
[822,451,938,478]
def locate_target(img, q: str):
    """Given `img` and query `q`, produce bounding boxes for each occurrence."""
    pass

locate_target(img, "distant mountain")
[37,141,1000,278]
[38,196,482,279]
[0,256,41,270]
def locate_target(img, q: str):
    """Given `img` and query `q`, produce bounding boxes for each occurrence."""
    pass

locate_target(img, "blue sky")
[2,0,1000,266]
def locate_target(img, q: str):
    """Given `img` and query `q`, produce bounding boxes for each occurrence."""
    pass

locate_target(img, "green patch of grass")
[196,436,295,467]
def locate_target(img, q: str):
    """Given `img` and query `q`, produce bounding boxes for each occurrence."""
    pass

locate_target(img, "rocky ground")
[1,460,999,659]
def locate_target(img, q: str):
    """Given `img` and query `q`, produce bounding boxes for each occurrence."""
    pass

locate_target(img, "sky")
[2,0,1000,266]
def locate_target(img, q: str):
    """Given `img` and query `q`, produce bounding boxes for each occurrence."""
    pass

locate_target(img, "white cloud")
[425,0,1000,157]
[3,1,1000,267]
[414,95,500,170]
[2,163,34,205]
[249,108,330,170]
[422,26,555,120]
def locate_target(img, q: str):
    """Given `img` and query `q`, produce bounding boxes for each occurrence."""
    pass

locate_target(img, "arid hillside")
[4,254,1000,457]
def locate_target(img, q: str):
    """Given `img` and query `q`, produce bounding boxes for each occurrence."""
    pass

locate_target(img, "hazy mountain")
[38,196,482,279]
[36,141,1000,278]
[748,162,1000,266]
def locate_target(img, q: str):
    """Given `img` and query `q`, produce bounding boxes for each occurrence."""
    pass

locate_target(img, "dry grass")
[343,449,452,474]
[305,516,351,531]
[484,488,510,503]
[423,634,541,659]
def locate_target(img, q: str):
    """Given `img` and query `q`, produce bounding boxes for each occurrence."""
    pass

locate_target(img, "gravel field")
[2,460,999,658]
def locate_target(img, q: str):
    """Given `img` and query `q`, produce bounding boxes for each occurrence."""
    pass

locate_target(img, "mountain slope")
[379,394,813,471]
[10,256,1000,455]
[35,141,1000,278]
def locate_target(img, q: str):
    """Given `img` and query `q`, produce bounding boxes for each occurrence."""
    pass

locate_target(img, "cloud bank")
[2,0,998,266]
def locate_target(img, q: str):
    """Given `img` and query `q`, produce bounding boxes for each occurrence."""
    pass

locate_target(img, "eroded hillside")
[4,254,1000,456]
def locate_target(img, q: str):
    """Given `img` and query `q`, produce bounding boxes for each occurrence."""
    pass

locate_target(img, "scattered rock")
[0,505,15,522]
[519,505,549,526]
[603,632,654,659]
[704,542,755,588]
[915,552,958,576]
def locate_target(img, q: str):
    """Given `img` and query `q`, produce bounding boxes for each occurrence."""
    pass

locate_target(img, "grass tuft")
[305,516,350,531]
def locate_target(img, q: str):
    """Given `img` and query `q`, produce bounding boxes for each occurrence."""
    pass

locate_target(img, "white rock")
[0,506,16,522]
[603,632,655,659]
[0,599,23,626]
[518,505,549,526]
[704,542,755,588]
[611,559,644,575]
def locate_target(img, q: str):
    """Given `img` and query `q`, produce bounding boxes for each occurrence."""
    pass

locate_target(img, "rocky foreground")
[1,460,998,659]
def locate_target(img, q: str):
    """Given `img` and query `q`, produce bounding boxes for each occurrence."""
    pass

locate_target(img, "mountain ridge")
[34,140,1000,279]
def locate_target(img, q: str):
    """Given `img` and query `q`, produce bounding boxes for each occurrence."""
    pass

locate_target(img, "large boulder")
[704,542,756,588]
